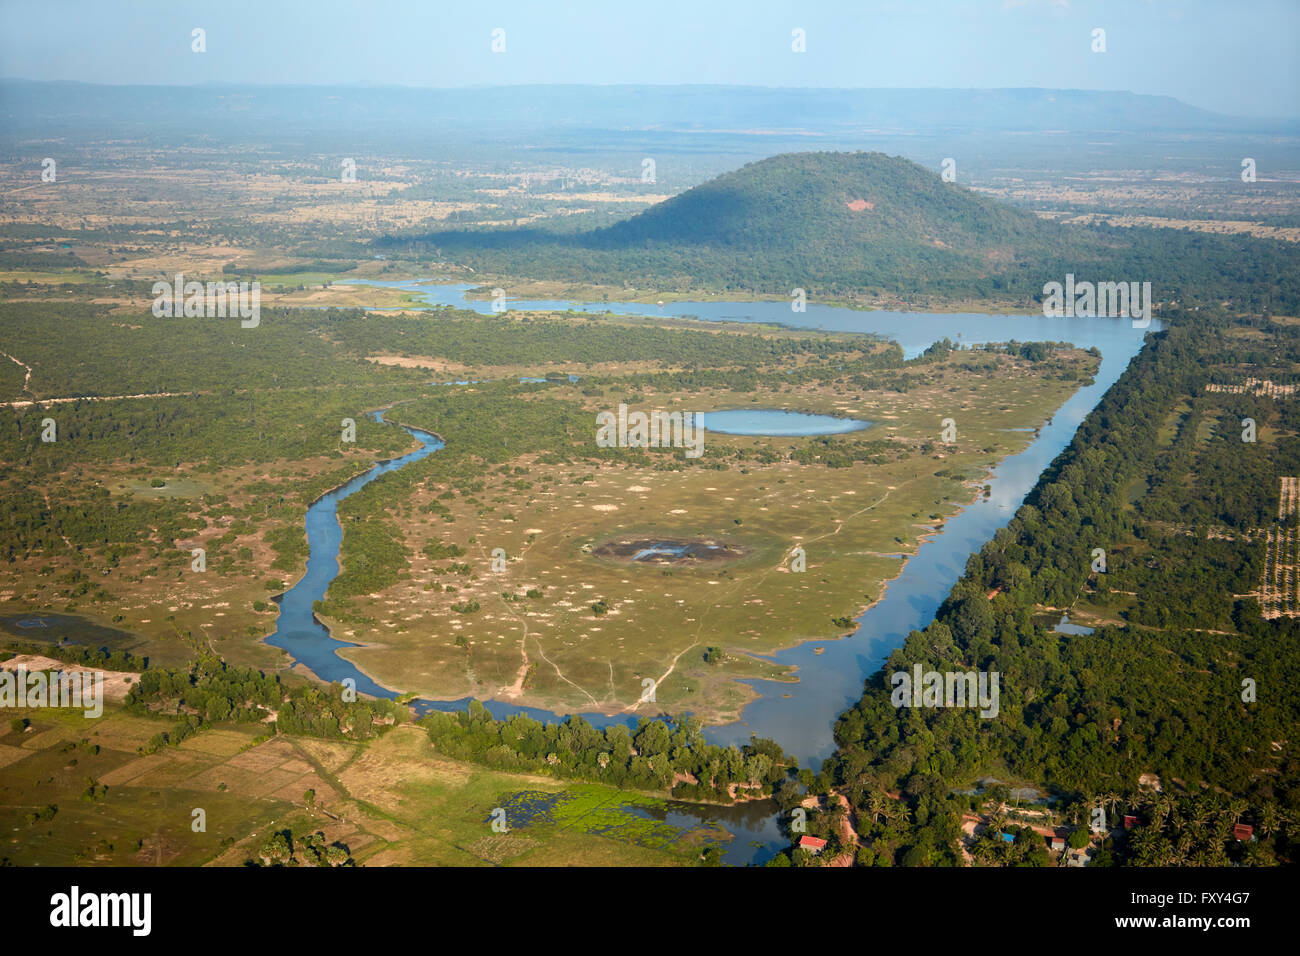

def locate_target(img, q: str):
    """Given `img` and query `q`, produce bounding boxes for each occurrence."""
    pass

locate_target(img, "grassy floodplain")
[317,334,1097,722]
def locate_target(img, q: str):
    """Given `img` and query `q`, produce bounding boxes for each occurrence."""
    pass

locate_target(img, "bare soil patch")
[593,538,744,565]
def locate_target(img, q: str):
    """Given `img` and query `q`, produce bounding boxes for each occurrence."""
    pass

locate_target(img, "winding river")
[265,281,1157,863]
[264,410,444,695]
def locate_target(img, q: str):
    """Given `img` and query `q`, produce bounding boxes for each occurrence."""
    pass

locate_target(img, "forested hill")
[397,151,1300,311]
[589,152,1047,253]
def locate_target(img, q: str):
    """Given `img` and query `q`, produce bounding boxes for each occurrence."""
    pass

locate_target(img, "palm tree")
[1227,798,1249,825]
[883,799,909,827]
[1206,794,1229,822]
[1256,803,1283,840]
[1068,796,1089,826]
[1186,797,1211,830]
[866,791,888,826]
[1100,791,1120,826]
[1129,827,1167,866]
[1191,842,1230,867]
[1150,793,1175,831]
[1159,838,1181,867]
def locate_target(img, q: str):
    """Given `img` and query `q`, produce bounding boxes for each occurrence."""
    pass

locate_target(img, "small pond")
[700,408,870,436]
[1053,615,1096,635]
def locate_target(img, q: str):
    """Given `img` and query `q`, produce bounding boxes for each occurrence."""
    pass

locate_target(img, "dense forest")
[0,300,869,400]
[125,658,402,750]
[322,307,869,370]
[823,308,1300,866]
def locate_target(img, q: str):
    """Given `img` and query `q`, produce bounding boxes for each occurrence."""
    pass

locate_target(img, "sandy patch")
[365,354,465,371]
[0,655,138,702]
[1138,772,1163,792]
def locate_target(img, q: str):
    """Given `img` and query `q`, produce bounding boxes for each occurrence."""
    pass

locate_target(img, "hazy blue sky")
[1,0,1296,118]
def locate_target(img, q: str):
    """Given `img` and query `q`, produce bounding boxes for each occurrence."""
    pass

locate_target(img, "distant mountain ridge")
[2,81,1290,136]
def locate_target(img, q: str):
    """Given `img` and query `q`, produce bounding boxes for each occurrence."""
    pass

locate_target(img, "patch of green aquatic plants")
[496,785,724,858]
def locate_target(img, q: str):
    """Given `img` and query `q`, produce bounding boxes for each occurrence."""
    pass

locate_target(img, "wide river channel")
[263,281,1158,863]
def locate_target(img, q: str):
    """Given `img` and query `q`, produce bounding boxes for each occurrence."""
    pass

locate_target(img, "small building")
[798,835,827,854]
[1067,849,1089,867]
[1048,836,1065,852]
[1232,823,1254,842]
[1122,815,1139,830]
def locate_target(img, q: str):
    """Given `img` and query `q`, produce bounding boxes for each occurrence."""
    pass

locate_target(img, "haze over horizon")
[0,0,1297,120]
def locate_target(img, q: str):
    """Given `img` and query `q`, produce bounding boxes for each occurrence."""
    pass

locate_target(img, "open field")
[1260,476,1300,619]
[0,704,705,867]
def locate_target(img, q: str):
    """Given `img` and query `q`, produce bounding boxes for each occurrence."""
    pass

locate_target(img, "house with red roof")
[798,835,827,854]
